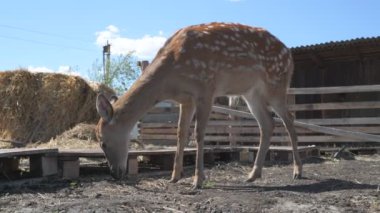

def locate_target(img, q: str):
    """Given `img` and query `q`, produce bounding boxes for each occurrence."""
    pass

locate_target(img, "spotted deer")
[95,22,302,189]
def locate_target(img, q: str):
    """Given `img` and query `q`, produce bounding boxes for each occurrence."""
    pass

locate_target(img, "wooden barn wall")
[292,51,380,119]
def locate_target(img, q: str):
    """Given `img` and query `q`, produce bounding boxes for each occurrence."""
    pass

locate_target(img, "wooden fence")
[138,85,380,152]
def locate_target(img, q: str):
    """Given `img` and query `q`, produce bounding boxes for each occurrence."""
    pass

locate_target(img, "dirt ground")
[0,154,379,213]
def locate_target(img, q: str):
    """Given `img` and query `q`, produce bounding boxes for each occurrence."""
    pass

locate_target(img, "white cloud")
[28,65,81,76]
[28,66,54,73]
[95,25,167,60]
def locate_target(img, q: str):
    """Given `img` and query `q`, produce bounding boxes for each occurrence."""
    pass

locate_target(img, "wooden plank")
[139,134,372,143]
[61,160,80,179]
[139,123,178,128]
[212,105,253,120]
[297,117,380,125]
[236,135,366,143]
[30,156,58,177]
[59,149,104,158]
[289,101,380,111]
[293,120,380,142]
[211,105,380,142]
[240,146,319,162]
[140,126,380,135]
[238,145,319,151]
[213,105,380,125]
[140,117,380,128]
[139,120,260,128]
[0,148,58,158]
[58,148,217,158]
[41,156,58,176]
[320,146,380,152]
[288,84,380,95]
[128,157,138,175]
[140,114,178,123]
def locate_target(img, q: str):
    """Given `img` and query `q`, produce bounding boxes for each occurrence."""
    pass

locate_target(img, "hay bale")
[0,69,115,146]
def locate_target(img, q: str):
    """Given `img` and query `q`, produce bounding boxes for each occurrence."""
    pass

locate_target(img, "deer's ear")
[96,94,113,123]
[109,95,118,104]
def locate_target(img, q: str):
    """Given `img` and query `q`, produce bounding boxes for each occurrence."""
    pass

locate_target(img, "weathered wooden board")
[140,126,380,135]
[288,101,380,111]
[0,148,59,178]
[288,84,380,95]
[0,148,58,157]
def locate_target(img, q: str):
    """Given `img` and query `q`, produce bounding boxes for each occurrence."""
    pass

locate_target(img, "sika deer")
[95,22,302,189]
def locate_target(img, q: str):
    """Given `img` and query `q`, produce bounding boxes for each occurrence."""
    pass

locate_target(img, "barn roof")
[291,36,380,54]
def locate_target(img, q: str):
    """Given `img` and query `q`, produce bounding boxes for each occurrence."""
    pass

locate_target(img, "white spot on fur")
[200,61,207,69]
[194,42,203,49]
[212,46,221,52]
[174,64,182,69]
[192,59,201,68]
[238,53,249,58]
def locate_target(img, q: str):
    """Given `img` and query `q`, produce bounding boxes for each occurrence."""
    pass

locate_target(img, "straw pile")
[30,123,145,150]
[0,69,115,146]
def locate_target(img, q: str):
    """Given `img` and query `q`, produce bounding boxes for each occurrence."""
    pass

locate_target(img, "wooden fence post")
[228,97,238,147]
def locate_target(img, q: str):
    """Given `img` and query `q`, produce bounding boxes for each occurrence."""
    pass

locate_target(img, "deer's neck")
[112,73,164,130]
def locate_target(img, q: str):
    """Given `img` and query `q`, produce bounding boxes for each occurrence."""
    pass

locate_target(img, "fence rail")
[139,85,380,151]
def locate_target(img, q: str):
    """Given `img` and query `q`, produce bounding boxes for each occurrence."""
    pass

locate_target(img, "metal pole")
[103,41,111,83]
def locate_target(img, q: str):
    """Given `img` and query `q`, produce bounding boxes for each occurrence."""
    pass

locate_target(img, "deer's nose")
[110,166,125,180]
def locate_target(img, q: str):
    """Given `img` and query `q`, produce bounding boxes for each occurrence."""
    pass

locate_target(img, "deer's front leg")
[170,102,196,183]
[192,97,213,189]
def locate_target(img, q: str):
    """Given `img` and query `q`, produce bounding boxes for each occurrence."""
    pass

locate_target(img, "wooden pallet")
[238,146,320,163]
[0,146,320,180]
[57,147,237,179]
[0,148,58,177]
[57,146,319,179]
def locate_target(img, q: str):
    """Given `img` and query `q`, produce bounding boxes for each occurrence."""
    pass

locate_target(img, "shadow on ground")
[212,178,378,193]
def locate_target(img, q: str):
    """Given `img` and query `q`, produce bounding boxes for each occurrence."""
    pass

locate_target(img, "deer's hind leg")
[271,99,302,179]
[170,101,196,183]
[243,91,274,182]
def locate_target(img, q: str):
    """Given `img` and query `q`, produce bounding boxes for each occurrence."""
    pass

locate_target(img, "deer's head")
[95,94,129,179]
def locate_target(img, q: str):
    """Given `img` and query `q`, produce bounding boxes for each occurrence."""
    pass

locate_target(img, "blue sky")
[1,0,379,78]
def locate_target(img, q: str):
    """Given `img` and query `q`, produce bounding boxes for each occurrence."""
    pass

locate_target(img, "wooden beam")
[139,117,380,128]
[211,105,380,143]
[139,134,373,143]
[0,148,58,158]
[292,120,380,143]
[288,84,380,95]
[288,101,380,111]
[140,126,380,135]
